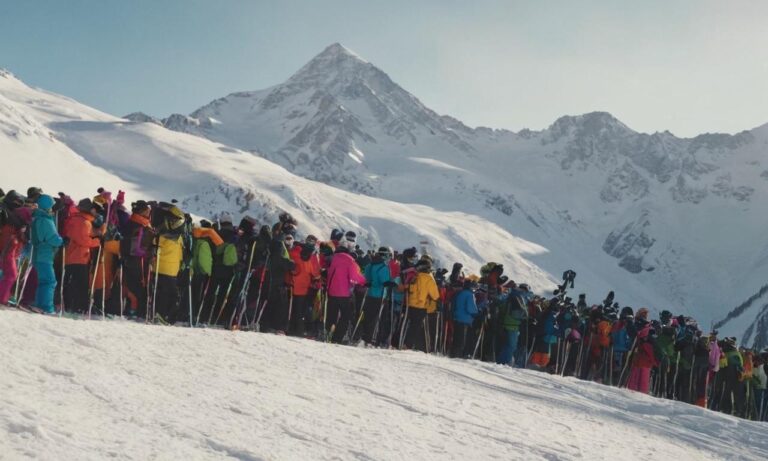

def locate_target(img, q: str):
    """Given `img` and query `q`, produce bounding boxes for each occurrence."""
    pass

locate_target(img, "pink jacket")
[709,340,721,372]
[327,251,365,297]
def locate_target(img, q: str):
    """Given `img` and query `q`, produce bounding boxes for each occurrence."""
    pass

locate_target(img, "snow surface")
[1,309,765,461]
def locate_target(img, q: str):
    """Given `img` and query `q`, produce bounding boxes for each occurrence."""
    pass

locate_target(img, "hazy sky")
[1,0,766,137]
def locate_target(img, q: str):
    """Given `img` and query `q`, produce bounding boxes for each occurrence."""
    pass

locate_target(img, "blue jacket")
[364,261,392,298]
[453,289,479,325]
[31,208,63,263]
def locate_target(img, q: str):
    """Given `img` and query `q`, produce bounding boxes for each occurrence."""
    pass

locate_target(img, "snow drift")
[1,309,765,460]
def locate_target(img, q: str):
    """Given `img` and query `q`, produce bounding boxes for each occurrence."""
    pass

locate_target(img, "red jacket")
[0,224,24,262]
[64,212,101,265]
[632,341,659,368]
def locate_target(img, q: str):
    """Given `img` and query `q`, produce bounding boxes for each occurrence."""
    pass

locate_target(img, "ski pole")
[59,246,66,316]
[399,305,410,350]
[618,337,638,388]
[561,342,572,377]
[195,275,211,326]
[472,320,485,360]
[688,356,696,403]
[206,284,221,325]
[286,287,294,334]
[101,246,107,319]
[371,288,388,346]
[151,246,161,323]
[87,243,103,319]
[672,351,681,400]
[16,251,35,308]
[235,242,258,329]
[350,288,368,341]
[119,263,124,319]
[214,273,236,325]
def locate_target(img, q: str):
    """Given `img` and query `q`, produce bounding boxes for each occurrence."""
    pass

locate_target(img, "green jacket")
[192,238,213,276]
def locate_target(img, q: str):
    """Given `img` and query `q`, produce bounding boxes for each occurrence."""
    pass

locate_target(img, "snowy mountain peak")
[547,111,634,140]
[287,43,376,89]
[0,68,13,79]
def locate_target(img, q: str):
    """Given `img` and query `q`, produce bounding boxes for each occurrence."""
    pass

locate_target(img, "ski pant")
[203,275,232,325]
[122,257,146,317]
[378,299,400,347]
[21,266,37,305]
[325,296,353,344]
[530,338,553,369]
[360,296,384,344]
[288,294,309,336]
[756,389,767,421]
[451,322,475,358]
[266,285,288,332]
[33,259,56,313]
[191,273,209,324]
[404,307,428,352]
[154,274,178,322]
[627,367,652,393]
[719,366,744,416]
[497,329,520,366]
[64,263,90,313]
[0,252,18,304]
[693,365,709,407]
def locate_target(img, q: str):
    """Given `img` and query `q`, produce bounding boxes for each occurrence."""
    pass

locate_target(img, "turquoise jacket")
[31,208,63,263]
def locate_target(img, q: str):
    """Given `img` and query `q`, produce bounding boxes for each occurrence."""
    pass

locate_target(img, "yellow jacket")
[407,272,439,310]
[156,234,183,277]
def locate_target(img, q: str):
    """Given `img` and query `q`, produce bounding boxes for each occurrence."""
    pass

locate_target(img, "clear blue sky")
[1,0,766,136]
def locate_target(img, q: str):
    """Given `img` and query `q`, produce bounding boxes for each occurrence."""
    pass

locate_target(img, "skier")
[119,200,154,318]
[63,199,104,313]
[450,279,479,358]
[626,324,658,394]
[0,191,28,305]
[325,234,366,343]
[29,195,64,314]
[404,257,440,352]
[360,247,394,345]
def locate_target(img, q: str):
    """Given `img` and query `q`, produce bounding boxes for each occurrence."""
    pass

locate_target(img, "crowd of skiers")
[1,185,767,423]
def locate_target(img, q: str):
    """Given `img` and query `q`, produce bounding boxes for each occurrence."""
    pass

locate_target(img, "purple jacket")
[327,251,366,297]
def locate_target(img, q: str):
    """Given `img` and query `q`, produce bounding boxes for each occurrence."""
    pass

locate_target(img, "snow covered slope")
[160,44,768,341]
[1,310,765,461]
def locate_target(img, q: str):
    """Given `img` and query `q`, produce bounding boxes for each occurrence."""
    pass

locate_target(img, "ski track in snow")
[0,309,765,460]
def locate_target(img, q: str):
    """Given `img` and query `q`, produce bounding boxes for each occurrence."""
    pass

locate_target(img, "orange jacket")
[290,246,320,296]
[64,212,101,265]
[597,320,612,348]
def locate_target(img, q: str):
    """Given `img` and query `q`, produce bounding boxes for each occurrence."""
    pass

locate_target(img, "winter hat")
[77,198,94,213]
[330,228,344,242]
[96,187,112,204]
[2,190,26,209]
[131,200,150,214]
[36,194,55,211]
[415,258,432,272]
[239,216,257,234]
[200,219,212,228]
[344,231,357,243]
[218,211,233,224]
[377,246,393,259]
[305,234,318,245]
[27,187,43,202]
